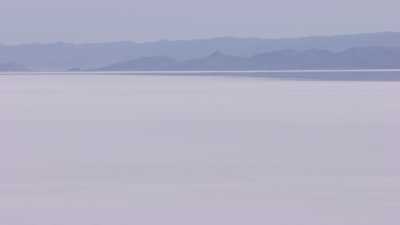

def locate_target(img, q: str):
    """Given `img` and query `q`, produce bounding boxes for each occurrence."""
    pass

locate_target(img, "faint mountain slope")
[97,46,400,71]
[1,32,400,70]
[0,42,138,71]
[0,62,29,71]
[178,51,248,70]
[335,46,400,68]
[98,56,177,71]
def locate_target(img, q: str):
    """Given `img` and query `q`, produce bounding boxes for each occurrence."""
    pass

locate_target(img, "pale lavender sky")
[1,0,400,43]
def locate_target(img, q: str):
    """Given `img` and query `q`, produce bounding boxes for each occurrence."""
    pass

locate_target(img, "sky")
[1,0,400,43]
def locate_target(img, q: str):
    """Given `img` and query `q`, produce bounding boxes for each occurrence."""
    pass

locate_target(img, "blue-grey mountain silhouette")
[100,56,178,71]
[96,46,400,71]
[0,62,29,71]
[1,32,400,71]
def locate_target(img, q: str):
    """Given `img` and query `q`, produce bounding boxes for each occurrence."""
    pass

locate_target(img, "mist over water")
[1,73,400,225]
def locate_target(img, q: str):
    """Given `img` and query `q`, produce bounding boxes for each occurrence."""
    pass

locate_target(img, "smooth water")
[1,73,399,225]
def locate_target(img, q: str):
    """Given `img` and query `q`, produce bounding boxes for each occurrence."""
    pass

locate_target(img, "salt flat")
[0,74,399,225]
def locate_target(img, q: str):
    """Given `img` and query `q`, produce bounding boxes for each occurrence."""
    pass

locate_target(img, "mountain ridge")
[0,62,29,71]
[96,46,400,71]
[1,32,400,71]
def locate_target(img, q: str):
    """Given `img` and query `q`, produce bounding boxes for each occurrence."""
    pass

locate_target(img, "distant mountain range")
[1,32,400,71]
[0,62,29,71]
[97,47,400,71]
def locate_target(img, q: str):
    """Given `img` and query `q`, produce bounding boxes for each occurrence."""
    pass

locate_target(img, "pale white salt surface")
[0,74,399,225]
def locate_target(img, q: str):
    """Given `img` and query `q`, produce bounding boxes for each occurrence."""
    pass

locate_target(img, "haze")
[2,0,400,43]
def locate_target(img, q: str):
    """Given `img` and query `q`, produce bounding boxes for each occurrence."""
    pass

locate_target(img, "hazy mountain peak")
[209,50,227,57]
[97,46,400,71]
[2,32,400,71]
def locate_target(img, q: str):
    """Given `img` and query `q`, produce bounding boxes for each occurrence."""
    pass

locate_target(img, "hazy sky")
[1,0,400,43]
